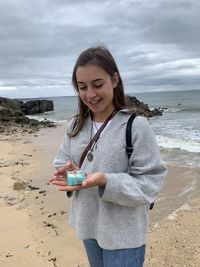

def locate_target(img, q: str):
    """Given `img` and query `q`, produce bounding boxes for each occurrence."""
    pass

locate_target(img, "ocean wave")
[26,115,47,122]
[55,120,68,124]
[165,107,200,113]
[164,108,182,113]
[26,115,67,124]
[156,135,200,153]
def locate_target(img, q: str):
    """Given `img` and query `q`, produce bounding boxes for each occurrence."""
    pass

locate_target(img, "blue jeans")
[83,239,145,267]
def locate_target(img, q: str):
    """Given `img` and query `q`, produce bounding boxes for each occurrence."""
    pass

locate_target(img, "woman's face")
[76,64,118,121]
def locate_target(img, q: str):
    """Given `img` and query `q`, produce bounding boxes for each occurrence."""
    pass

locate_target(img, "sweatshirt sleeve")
[99,116,167,207]
[53,127,71,167]
[53,119,74,198]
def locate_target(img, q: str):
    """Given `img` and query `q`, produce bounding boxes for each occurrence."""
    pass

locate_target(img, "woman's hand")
[49,162,107,192]
[49,160,82,191]
[82,172,107,188]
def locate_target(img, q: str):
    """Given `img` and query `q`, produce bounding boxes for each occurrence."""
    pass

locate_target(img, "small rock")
[5,193,25,205]
[39,190,46,194]
[5,196,18,205]
[23,154,32,157]
[27,185,39,190]
[13,181,26,191]
[6,253,13,257]
[0,192,7,199]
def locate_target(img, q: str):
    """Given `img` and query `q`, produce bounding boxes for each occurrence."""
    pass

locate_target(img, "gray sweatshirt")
[53,110,166,250]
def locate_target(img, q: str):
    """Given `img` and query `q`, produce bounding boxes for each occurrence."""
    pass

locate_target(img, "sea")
[27,89,200,168]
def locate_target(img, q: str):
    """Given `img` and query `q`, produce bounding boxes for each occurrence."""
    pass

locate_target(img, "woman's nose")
[86,86,96,98]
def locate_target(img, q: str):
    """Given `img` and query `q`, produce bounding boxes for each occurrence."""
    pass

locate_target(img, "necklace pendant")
[87,151,94,162]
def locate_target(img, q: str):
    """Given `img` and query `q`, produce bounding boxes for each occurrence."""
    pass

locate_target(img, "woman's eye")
[79,86,87,90]
[94,84,103,88]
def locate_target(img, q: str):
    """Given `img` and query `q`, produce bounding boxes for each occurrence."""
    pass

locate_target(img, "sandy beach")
[0,125,200,267]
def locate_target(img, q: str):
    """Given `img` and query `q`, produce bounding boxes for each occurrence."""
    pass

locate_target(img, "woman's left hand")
[82,172,107,188]
[50,171,107,192]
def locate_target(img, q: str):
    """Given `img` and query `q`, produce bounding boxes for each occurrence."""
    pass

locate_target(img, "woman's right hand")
[49,160,81,191]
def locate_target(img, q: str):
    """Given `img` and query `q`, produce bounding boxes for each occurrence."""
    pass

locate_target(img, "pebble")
[5,193,25,205]
[0,192,7,199]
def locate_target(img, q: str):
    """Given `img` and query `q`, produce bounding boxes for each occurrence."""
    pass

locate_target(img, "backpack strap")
[125,113,154,210]
[126,113,137,159]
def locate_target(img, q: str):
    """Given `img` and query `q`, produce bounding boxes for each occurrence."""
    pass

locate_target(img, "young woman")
[49,46,166,267]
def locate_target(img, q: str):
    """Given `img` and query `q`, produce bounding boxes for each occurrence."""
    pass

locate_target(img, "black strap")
[126,113,137,159]
[125,113,154,210]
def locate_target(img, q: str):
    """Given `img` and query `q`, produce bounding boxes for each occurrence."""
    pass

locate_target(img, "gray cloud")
[0,0,200,97]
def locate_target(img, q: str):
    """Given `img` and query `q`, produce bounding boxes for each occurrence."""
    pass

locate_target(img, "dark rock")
[27,185,39,190]
[0,106,24,120]
[151,108,164,116]
[20,99,54,115]
[39,190,46,194]
[28,118,40,126]
[126,95,164,117]
[0,97,54,116]
[40,120,55,127]
[14,116,30,124]
[0,97,21,110]
[6,254,13,258]
[0,97,55,134]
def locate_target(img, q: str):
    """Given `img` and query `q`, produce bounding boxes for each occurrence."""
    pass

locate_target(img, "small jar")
[67,171,86,186]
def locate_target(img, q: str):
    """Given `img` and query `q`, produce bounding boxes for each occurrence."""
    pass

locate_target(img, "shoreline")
[0,125,200,266]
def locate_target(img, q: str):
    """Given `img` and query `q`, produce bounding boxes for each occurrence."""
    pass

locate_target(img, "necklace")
[86,110,117,163]
[87,122,94,161]
[93,121,103,134]
[87,122,100,162]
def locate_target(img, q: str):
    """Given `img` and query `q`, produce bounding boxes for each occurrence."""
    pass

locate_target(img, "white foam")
[26,115,45,122]
[156,135,200,153]
[179,180,197,197]
[166,203,192,221]
[165,107,182,113]
[26,115,67,124]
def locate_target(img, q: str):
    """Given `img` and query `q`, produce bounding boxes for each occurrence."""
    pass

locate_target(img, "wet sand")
[0,125,200,267]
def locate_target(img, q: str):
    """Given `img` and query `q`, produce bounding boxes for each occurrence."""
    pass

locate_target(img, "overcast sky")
[0,0,200,98]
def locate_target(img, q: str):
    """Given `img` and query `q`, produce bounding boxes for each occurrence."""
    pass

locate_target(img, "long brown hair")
[69,46,126,137]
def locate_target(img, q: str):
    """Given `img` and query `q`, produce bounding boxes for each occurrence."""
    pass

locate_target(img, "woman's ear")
[113,72,119,88]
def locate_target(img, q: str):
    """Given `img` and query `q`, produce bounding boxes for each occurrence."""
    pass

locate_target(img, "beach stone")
[5,193,25,205]
[13,181,26,191]
[0,160,10,167]
[5,195,18,205]
[0,192,7,199]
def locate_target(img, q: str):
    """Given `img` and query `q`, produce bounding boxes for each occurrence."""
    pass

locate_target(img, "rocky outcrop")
[0,97,54,115]
[20,99,54,115]
[126,95,165,117]
[0,97,55,134]
[0,106,24,120]
[0,97,21,111]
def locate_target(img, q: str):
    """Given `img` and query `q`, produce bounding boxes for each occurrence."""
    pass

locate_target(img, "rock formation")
[20,99,54,115]
[0,97,55,134]
[125,95,165,117]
